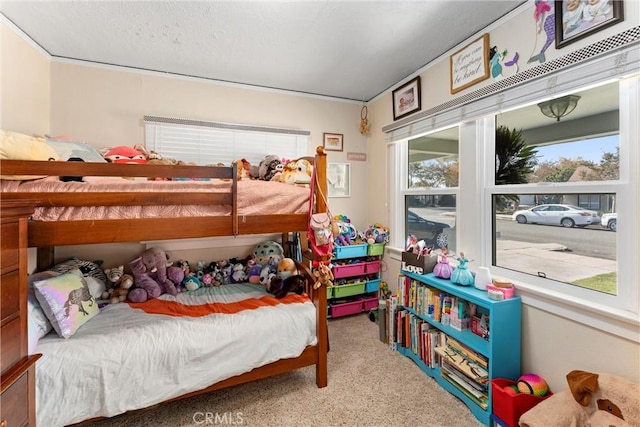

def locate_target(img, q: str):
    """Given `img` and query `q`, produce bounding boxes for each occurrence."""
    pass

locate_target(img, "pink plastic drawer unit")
[364,260,381,274]
[362,297,378,312]
[332,263,366,279]
[330,300,363,318]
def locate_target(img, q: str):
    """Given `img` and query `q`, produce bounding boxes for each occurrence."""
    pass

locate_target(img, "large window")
[404,127,459,252]
[389,61,638,338]
[493,81,620,295]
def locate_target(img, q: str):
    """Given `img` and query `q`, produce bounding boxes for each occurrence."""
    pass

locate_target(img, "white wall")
[0,19,50,134]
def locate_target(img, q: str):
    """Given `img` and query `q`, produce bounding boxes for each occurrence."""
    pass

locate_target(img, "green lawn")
[572,272,617,295]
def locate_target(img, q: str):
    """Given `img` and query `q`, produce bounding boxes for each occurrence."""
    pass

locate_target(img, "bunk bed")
[0,147,328,426]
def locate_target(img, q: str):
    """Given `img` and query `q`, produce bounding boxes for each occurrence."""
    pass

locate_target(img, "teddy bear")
[519,370,640,427]
[253,241,285,266]
[102,265,134,304]
[312,262,334,290]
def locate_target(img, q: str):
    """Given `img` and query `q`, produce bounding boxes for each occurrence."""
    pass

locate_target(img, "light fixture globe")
[538,95,581,121]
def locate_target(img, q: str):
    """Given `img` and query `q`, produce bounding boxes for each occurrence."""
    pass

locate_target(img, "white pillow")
[33,269,99,339]
[45,139,107,163]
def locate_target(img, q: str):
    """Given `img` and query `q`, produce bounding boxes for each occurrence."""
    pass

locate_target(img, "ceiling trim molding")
[1,13,50,59]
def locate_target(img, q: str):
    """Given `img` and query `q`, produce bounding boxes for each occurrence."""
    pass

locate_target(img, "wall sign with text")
[449,34,490,94]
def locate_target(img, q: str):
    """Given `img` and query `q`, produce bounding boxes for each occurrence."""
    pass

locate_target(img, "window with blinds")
[144,116,310,166]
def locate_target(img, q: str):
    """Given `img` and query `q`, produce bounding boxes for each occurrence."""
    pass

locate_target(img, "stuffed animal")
[259,264,276,289]
[230,262,247,283]
[258,155,283,181]
[277,158,313,185]
[101,146,148,164]
[519,370,640,427]
[166,265,185,292]
[365,223,390,244]
[267,274,306,299]
[128,256,164,303]
[102,265,134,304]
[247,264,262,284]
[277,258,298,280]
[253,241,285,266]
[232,158,252,180]
[141,247,178,296]
[312,262,334,290]
[182,274,202,291]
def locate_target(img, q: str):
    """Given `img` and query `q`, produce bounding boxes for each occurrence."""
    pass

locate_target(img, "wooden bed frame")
[0,146,328,422]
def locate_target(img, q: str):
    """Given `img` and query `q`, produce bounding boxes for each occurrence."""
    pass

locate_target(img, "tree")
[495,126,538,210]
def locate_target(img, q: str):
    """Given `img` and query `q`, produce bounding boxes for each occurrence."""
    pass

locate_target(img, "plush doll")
[141,247,178,296]
[258,155,283,181]
[247,264,263,284]
[182,274,202,292]
[128,256,164,303]
[253,241,285,266]
[277,258,298,280]
[277,158,313,185]
[102,265,134,304]
[267,274,306,299]
[101,146,148,164]
[166,265,185,292]
[519,370,640,427]
[231,262,247,283]
[312,262,334,290]
[232,158,252,180]
[260,264,276,290]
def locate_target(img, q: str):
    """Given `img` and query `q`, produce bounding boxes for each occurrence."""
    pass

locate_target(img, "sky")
[535,135,618,164]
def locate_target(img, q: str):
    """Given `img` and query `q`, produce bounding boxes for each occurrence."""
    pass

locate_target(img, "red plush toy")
[103,146,147,164]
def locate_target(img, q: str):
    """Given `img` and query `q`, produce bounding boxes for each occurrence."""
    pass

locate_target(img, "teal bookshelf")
[395,271,522,426]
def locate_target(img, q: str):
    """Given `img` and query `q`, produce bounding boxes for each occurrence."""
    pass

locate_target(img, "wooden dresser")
[1,201,40,427]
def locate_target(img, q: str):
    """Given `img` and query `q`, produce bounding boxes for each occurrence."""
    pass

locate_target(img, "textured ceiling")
[1,1,525,101]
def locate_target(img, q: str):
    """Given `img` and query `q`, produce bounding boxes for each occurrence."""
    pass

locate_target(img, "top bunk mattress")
[1,177,310,221]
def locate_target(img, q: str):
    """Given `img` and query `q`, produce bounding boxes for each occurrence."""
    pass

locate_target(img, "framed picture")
[555,0,624,49]
[392,76,421,121]
[327,163,350,198]
[449,34,490,94]
[323,132,344,152]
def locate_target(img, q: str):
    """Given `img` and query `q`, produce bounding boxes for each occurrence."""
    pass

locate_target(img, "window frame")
[388,53,639,341]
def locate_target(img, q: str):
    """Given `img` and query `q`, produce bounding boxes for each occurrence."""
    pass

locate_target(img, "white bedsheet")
[35,284,317,427]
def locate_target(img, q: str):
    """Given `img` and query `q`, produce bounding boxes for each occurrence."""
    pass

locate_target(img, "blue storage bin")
[365,279,381,293]
[333,244,368,259]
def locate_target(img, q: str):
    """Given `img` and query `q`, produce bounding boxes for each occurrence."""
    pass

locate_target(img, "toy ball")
[517,373,549,396]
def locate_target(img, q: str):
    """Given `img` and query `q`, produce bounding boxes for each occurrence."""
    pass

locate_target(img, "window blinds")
[144,116,310,166]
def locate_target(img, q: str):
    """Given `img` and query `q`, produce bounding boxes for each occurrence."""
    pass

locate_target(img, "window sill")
[387,246,640,343]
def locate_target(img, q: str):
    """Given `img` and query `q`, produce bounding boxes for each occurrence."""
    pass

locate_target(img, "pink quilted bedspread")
[0,177,309,221]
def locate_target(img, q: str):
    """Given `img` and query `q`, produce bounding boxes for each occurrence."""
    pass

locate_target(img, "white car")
[601,213,617,231]
[512,204,600,228]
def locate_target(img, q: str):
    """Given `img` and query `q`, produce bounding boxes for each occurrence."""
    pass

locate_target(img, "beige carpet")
[90,313,482,427]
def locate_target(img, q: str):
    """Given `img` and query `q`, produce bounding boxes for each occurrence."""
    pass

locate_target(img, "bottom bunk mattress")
[35,283,317,427]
